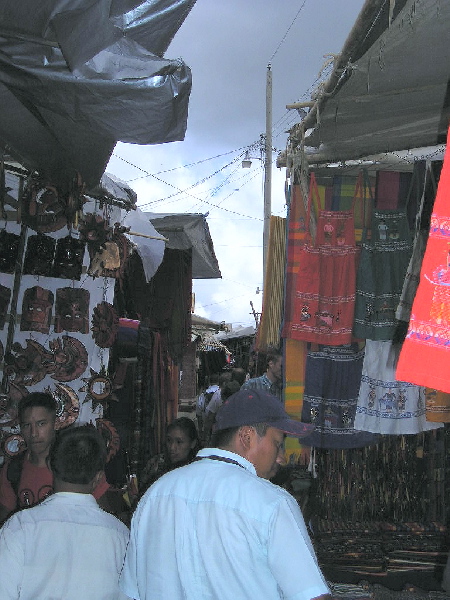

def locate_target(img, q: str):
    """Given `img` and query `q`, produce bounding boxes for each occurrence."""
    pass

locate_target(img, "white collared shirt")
[0,492,129,599]
[120,447,329,600]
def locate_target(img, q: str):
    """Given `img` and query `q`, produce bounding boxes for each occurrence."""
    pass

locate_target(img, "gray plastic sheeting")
[146,212,222,279]
[304,0,450,164]
[0,0,196,187]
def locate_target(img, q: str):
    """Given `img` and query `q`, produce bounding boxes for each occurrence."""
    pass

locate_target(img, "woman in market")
[134,417,201,507]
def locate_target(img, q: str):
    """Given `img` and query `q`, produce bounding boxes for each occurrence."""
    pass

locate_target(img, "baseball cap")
[214,388,315,438]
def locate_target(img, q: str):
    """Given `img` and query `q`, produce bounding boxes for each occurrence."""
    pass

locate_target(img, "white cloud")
[107,0,366,328]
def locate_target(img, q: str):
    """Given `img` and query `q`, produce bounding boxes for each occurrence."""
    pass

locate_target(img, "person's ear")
[91,470,104,492]
[238,426,255,450]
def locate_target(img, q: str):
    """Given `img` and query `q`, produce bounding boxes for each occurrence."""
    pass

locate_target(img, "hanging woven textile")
[354,340,443,434]
[300,343,377,449]
[397,129,450,393]
[353,186,413,340]
[284,338,309,463]
[282,183,310,338]
[255,216,286,351]
[396,162,437,324]
[290,173,358,345]
[281,183,310,462]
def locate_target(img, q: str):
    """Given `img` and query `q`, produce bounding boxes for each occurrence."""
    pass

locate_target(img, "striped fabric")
[255,216,286,351]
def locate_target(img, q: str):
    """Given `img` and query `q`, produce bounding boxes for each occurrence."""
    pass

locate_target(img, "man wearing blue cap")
[120,388,330,600]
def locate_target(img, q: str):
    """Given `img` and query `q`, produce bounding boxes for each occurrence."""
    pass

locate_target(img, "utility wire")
[269,0,308,63]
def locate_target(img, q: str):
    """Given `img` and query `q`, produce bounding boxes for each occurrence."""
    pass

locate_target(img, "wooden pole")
[263,64,272,297]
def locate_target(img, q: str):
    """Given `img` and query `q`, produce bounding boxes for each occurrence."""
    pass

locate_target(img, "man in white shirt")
[120,388,329,600]
[0,425,129,600]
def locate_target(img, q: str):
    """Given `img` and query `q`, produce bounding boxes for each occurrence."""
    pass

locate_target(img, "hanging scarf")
[397,126,450,393]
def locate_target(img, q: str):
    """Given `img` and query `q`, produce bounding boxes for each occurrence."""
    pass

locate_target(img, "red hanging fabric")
[396,126,450,392]
[282,183,310,338]
[289,173,358,345]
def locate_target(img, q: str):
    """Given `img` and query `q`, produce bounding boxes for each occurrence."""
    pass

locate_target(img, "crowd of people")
[0,349,334,600]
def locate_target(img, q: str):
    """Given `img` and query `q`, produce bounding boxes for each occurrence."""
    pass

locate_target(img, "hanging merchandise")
[20,286,54,334]
[4,335,88,385]
[80,367,115,411]
[91,301,119,348]
[2,433,26,458]
[290,173,358,345]
[424,388,450,423]
[395,163,437,324]
[50,383,80,429]
[255,216,286,351]
[96,418,121,462]
[282,183,310,339]
[52,235,86,280]
[301,343,377,449]
[20,173,88,234]
[330,171,374,242]
[0,285,12,329]
[5,339,56,386]
[353,179,414,340]
[22,233,56,277]
[397,129,450,393]
[354,340,443,435]
[0,229,20,273]
[21,181,67,233]
[54,287,90,334]
[282,183,310,461]
[49,336,89,382]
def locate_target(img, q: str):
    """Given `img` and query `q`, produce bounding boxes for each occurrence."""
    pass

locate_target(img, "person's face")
[166,426,196,465]
[20,406,56,460]
[268,357,283,382]
[246,426,285,479]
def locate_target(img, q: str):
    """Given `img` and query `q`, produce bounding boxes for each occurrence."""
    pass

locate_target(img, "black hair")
[167,417,199,443]
[49,426,106,485]
[221,380,241,401]
[266,347,282,369]
[210,426,239,448]
[18,392,57,423]
[218,371,232,387]
[231,368,246,386]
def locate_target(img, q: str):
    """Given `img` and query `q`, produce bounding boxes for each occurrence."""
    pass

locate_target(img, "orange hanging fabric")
[396,126,450,393]
[289,173,358,345]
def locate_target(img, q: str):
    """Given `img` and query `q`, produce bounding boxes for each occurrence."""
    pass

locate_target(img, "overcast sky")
[107,0,366,329]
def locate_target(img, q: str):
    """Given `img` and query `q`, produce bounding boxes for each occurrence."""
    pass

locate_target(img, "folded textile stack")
[312,520,448,590]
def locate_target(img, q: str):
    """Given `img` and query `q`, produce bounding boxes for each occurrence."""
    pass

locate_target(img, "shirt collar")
[196,447,257,475]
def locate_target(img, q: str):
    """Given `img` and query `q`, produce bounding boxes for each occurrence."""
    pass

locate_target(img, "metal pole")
[263,63,272,293]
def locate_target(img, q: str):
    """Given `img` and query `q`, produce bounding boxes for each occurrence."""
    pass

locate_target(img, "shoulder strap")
[6,452,26,501]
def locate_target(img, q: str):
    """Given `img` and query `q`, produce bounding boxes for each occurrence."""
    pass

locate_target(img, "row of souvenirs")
[0,285,117,340]
[0,217,131,281]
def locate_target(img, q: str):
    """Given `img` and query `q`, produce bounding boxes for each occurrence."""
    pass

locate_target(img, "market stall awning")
[0,0,196,188]
[146,213,222,279]
[295,0,450,164]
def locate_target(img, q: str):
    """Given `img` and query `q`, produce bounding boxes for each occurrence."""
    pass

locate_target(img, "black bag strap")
[6,451,26,504]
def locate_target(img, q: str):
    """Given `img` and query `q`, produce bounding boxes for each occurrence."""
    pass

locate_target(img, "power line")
[269,0,308,63]
[126,148,245,181]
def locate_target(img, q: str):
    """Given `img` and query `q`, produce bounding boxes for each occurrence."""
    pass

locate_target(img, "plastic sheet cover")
[0,0,196,187]
[303,0,450,163]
